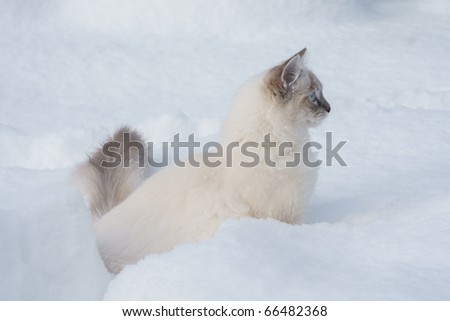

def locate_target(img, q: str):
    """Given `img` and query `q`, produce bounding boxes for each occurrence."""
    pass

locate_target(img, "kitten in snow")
[74,48,330,273]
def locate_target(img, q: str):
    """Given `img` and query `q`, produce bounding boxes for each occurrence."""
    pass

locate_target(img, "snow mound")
[0,168,110,300]
[105,204,450,300]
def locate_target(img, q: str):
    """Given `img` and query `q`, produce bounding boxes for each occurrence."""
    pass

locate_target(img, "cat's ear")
[281,48,306,90]
[267,48,307,98]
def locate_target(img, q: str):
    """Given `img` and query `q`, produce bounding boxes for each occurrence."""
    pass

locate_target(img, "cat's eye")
[308,91,317,104]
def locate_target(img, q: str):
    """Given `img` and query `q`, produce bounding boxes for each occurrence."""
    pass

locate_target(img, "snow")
[1,0,450,300]
[0,168,110,300]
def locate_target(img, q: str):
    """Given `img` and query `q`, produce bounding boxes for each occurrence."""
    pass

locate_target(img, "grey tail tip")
[73,125,147,218]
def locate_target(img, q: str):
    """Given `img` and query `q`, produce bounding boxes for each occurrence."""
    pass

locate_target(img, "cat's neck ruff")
[220,73,310,147]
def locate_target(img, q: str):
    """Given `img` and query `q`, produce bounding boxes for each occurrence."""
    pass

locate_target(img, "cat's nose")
[321,98,331,113]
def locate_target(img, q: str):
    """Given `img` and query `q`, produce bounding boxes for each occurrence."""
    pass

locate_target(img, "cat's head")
[265,48,330,127]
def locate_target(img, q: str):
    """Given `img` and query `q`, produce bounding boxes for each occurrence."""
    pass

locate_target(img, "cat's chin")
[305,114,328,128]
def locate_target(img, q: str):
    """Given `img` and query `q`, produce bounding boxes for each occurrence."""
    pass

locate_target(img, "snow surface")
[1,0,450,300]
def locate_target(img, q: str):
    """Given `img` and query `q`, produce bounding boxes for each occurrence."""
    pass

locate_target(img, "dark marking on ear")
[281,55,303,89]
[265,48,307,100]
[297,47,307,58]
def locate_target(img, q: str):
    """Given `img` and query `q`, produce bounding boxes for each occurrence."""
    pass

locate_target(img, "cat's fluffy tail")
[73,126,146,219]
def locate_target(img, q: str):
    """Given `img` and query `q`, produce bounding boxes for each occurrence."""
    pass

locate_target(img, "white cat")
[74,48,330,273]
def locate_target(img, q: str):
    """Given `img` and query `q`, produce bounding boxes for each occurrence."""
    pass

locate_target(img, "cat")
[73,48,330,273]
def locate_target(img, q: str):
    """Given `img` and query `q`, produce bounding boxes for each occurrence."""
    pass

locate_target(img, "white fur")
[81,53,329,273]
